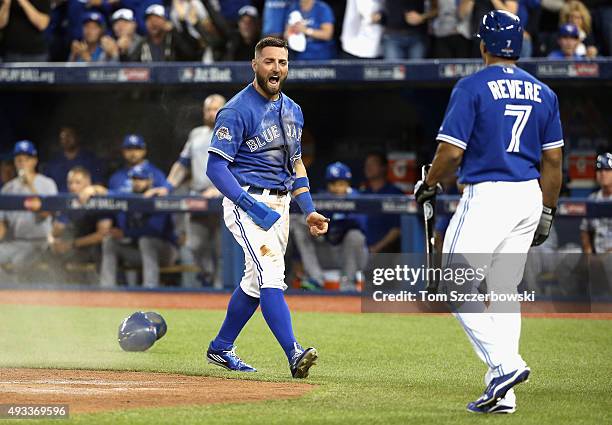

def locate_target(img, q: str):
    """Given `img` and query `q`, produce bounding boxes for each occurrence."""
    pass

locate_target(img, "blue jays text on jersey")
[437,64,564,184]
[208,83,304,192]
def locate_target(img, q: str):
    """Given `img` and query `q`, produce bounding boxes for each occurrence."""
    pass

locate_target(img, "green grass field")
[0,304,610,425]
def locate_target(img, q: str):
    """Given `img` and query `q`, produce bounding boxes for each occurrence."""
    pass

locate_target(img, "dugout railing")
[0,193,610,288]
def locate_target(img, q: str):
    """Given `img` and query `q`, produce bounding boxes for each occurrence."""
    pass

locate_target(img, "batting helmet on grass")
[476,10,523,59]
[118,312,157,352]
[143,311,167,340]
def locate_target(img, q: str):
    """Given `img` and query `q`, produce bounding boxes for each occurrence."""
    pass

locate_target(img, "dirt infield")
[0,290,361,313]
[0,368,314,414]
[0,289,610,319]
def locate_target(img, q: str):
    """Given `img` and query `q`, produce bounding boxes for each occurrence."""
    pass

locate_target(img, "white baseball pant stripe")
[223,189,291,298]
[443,180,542,379]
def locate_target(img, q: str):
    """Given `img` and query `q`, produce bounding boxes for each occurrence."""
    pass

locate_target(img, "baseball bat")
[421,164,438,293]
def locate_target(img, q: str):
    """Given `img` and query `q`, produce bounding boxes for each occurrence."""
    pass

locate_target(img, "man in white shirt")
[146,94,226,287]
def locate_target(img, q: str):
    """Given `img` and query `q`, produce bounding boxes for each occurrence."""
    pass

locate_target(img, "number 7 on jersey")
[504,104,532,153]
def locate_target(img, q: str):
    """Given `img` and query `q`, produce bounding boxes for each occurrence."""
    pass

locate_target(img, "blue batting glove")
[236,192,281,231]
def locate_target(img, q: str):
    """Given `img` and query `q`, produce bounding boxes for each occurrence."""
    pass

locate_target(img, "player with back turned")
[204,37,329,378]
[415,11,563,414]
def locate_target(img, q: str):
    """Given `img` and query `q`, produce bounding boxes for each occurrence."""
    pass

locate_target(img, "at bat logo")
[216,127,232,142]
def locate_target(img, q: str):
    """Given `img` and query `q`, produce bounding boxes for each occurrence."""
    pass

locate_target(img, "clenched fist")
[306,212,329,237]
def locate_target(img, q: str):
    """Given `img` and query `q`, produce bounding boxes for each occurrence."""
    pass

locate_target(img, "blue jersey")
[437,64,564,184]
[263,0,290,36]
[360,183,403,246]
[44,149,105,192]
[108,160,167,193]
[208,84,304,192]
[115,210,176,246]
[287,0,336,60]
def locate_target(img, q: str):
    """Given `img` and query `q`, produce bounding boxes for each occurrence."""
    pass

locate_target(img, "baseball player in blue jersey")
[415,11,563,414]
[204,37,329,378]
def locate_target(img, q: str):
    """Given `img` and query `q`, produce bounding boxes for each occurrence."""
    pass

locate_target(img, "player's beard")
[256,71,286,98]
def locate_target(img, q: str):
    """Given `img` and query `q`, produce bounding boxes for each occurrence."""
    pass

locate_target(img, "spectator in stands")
[340,0,384,59]
[0,0,50,61]
[1,158,16,188]
[145,94,225,287]
[111,8,144,62]
[517,0,540,58]
[0,141,57,283]
[560,0,598,58]
[459,0,518,57]
[100,163,178,288]
[284,0,336,60]
[360,152,403,253]
[382,0,437,60]
[219,0,251,26]
[262,0,289,37]
[69,11,119,62]
[43,126,105,193]
[430,0,472,58]
[581,153,612,255]
[49,166,112,283]
[547,23,585,59]
[107,134,168,193]
[131,4,202,61]
[224,5,260,61]
[592,1,612,57]
[291,162,368,292]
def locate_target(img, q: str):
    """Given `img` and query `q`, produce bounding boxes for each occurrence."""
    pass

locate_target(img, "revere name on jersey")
[209,84,304,192]
[437,64,564,184]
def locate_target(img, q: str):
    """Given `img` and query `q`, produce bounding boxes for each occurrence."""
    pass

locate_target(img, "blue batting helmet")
[325,162,352,181]
[476,10,523,59]
[143,311,167,340]
[596,153,612,170]
[118,312,157,352]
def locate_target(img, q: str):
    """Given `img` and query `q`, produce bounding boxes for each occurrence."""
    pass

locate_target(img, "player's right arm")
[206,108,280,231]
[415,84,473,204]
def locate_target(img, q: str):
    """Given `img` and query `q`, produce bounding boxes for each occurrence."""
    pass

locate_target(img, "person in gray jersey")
[145,94,226,287]
[0,141,58,283]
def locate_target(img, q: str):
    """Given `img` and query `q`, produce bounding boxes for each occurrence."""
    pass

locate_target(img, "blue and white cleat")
[206,343,257,372]
[467,401,516,414]
[289,343,318,379]
[474,367,530,408]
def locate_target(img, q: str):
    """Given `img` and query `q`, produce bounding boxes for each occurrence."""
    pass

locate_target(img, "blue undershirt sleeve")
[206,152,244,203]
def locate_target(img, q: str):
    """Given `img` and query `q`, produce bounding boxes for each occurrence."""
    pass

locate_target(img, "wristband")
[543,205,556,216]
[162,180,175,192]
[292,177,309,191]
[295,191,316,216]
[236,191,256,211]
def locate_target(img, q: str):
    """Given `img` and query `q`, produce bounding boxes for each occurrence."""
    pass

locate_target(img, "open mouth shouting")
[268,74,281,90]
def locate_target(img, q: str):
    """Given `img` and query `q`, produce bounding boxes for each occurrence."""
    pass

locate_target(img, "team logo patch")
[216,126,232,142]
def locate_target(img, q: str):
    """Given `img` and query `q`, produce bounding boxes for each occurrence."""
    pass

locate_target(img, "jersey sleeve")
[541,92,564,151]
[436,86,476,150]
[319,2,335,24]
[208,108,245,162]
